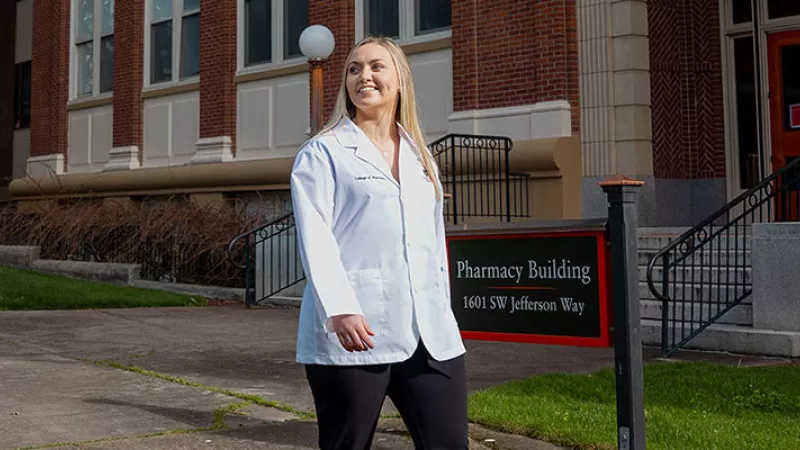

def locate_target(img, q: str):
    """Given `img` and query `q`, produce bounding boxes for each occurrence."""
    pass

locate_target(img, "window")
[361,0,451,41]
[73,0,114,97]
[14,62,31,130]
[767,0,800,20]
[148,0,200,85]
[241,0,308,68]
[731,0,752,24]
[732,37,758,189]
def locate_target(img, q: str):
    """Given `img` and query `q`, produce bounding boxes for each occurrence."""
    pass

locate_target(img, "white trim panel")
[15,0,33,63]
[448,101,573,141]
[143,91,200,167]
[67,105,114,173]
[12,130,31,180]
[236,72,309,160]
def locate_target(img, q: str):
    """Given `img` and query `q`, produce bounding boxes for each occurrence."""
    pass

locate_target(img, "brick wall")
[309,0,355,122]
[650,0,725,179]
[30,0,70,160]
[199,0,238,152]
[112,0,144,151]
[0,1,15,186]
[452,0,579,132]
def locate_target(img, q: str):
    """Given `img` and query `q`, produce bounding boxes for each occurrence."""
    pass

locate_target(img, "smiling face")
[345,43,400,119]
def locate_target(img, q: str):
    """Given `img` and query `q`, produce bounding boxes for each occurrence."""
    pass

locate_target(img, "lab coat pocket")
[346,268,387,336]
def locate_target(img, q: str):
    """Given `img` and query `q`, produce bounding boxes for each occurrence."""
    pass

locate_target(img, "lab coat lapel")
[355,134,399,187]
[336,118,399,187]
[398,127,421,187]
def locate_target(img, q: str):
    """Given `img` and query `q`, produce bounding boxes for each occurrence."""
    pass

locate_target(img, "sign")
[446,220,612,348]
[791,104,800,129]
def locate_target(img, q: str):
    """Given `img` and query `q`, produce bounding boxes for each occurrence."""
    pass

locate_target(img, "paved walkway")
[1,305,794,450]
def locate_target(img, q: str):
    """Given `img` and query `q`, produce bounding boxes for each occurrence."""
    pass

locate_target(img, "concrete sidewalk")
[0,306,793,450]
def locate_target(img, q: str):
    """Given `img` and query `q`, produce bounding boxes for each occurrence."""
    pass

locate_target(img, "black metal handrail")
[429,134,527,223]
[226,133,529,305]
[226,213,303,306]
[646,156,800,356]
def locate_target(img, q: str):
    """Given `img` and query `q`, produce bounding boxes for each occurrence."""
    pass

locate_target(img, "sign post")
[445,176,648,450]
[601,176,646,450]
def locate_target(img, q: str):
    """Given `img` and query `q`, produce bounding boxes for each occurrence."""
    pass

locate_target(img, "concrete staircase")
[637,228,800,357]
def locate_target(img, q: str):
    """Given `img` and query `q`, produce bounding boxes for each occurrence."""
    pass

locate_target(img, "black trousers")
[304,341,468,450]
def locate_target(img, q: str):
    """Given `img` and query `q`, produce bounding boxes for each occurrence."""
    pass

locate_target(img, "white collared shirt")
[290,117,466,365]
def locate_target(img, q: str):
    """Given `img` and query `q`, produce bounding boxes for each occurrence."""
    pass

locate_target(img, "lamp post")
[299,25,335,135]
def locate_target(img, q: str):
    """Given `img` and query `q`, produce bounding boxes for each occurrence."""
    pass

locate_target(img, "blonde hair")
[313,36,441,200]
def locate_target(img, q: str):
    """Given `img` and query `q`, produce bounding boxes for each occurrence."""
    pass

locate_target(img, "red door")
[767,30,800,220]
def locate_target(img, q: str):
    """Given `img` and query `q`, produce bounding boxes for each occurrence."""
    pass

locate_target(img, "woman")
[290,36,468,449]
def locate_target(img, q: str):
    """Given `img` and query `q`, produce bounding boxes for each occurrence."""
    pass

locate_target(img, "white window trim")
[69,0,114,101]
[354,0,451,45]
[144,0,201,90]
[725,0,800,32]
[236,0,307,75]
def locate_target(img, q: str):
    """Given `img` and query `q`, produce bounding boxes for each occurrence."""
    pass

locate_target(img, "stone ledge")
[0,245,41,268]
[642,320,800,357]
[131,279,244,301]
[30,259,141,286]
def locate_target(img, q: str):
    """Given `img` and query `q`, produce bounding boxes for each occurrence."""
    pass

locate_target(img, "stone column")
[579,0,653,222]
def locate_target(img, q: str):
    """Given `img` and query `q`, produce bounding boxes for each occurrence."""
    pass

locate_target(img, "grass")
[467,361,800,450]
[0,265,205,310]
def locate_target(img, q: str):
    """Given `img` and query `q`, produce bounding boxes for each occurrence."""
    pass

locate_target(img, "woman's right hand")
[330,314,375,352]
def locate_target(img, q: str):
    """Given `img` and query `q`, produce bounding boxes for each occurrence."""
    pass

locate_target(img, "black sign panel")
[447,230,611,347]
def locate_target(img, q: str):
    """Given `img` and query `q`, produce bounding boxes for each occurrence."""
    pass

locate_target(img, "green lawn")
[0,265,205,310]
[468,361,800,450]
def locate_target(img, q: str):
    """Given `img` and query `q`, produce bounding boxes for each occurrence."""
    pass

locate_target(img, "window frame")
[13,61,32,130]
[728,0,800,31]
[236,0,308,74]
[354,0,451,44]
[69,0,115,100]
[144,0,201,89]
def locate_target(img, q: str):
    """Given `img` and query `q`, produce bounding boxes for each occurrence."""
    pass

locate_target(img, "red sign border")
[446,230,613,348]
[791,104,800,129]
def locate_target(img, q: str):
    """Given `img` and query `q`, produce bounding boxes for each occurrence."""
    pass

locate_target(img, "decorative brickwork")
[30,0,70,161]
[199,0,238,153]
[113,0,144,151]
[309,0,356,123]
[452,0,579,132]
[650,0,725,179]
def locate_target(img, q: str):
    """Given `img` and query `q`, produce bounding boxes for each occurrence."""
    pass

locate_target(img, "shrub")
[0,198,260,287]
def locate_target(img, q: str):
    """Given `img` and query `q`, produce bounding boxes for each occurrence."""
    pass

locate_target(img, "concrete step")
[637,234,752,251]
[641,319,800,357]
[640,265,751,285]
[637,249,751,267]
[640,300,752,326]
[637,227,751,251]
[638,282,751,304]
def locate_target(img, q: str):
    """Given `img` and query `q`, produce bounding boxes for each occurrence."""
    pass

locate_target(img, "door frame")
[766,29,800,170]
[721,0,800,201]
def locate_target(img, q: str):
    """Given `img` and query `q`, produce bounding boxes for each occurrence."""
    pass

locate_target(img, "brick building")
[2,1,800,227]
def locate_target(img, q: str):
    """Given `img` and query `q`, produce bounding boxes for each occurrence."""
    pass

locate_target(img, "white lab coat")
[290,117,466,365]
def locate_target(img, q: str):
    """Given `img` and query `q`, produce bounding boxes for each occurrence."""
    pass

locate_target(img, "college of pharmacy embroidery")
[422,168,432,182]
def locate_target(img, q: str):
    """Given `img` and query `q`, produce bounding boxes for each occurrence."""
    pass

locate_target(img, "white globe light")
[299,25,335,60]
